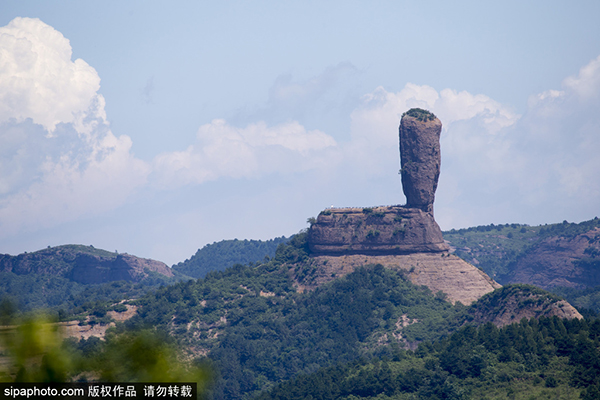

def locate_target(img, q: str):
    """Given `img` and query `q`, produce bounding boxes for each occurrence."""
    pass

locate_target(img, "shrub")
[402,108,437,122]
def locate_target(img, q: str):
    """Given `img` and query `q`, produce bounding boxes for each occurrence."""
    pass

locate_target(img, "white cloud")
[346,70,600,228]
[0,18,149,237]
[0,17,103,133]
[563,54,600,100]
[153,119,338,187]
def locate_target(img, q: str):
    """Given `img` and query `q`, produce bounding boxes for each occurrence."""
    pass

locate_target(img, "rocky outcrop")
[503,227,600,289]
[70,253,173,284]
[308,206,449,256]
[292,253,500,305]
[399,109,442,213]
[0,244,173,284]
[307,108,448,257]
[467,285,583,327]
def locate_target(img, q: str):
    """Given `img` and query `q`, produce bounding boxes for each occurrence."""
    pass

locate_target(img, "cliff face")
[503,227,600,289]
[0,245,173,284]
[70,253,173,284]
[308,206,448,256]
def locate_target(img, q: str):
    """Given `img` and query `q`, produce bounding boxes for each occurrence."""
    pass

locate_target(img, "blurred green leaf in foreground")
[0,312,212,397]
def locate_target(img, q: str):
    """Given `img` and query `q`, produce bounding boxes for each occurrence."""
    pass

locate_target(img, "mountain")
[443,218,600,288]
[443,218,600,313]
[120,236,581,399]
[172,237,288,278]
[502,226,600,289]
[0,244,174,283]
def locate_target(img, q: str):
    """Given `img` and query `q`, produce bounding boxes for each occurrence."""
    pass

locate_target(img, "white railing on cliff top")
[321,204,405,211]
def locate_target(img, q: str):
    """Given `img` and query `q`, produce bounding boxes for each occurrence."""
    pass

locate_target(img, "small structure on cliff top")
[307,108,450,256]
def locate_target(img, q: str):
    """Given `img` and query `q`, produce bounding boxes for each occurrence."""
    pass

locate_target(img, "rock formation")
[503,227,600,289]
[399,108,442,213]
[304,108,507,304]
[307,108,448,256]
[308,206,448,256]
[70,253,173,284]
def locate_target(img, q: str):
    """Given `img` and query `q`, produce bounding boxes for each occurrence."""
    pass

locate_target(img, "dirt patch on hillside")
[62,305,138,340]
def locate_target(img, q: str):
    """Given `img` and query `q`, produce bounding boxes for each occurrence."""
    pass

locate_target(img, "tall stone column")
[399,109,441,213]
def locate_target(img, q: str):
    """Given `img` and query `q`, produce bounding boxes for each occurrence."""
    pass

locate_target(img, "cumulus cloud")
[344,83,520,183]
[0,18,149,237]
[346,67,600,228]
[153,119,338,187]
[0,17,103,132]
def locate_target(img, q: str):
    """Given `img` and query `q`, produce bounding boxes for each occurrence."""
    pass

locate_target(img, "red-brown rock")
[399,110,442,213]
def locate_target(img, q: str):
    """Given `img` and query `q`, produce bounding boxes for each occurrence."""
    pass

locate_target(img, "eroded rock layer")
[293,253,501,305]
[308,206,449,256]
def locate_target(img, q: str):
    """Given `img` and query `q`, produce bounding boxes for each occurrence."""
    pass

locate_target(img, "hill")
[443,217,600,287]
[0,245,188,316]
[0,232,588,399]
[443,218,600,312]
[258,316,600,400]
[120,236,580,399]
[0,244,175,282]
[172,237,288,278]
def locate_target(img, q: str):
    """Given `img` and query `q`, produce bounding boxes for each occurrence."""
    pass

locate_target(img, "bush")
[402,108,437,122]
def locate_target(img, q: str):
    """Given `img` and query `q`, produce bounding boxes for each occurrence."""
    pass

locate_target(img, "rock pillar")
[399,109,442,213]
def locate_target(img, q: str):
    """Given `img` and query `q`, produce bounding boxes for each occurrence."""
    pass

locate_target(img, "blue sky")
[1,1,599,265]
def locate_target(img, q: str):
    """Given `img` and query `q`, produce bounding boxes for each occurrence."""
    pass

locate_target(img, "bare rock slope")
[504,227,600,289]
[294,253,500,305]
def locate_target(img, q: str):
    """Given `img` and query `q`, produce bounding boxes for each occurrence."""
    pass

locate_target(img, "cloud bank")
[0,18,149,236]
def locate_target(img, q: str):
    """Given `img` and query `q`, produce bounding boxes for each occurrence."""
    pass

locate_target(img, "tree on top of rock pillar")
[399,108,442,214]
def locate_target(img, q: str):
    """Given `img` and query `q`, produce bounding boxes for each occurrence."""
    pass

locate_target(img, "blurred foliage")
[0,315,73,382]
[0,314,213,396]
[172,237,288,278]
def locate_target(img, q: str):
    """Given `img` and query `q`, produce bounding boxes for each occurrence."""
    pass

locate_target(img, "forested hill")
[0,245,188,316]
[120,235,579,399]
[258,316,600,400]
[443,217,600,287]
[172,237,288,278]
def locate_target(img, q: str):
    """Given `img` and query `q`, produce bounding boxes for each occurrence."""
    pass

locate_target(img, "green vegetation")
[0,315,212,396]
[4,218,600,398]
[258,316,600,399]
[172,237,288,278]
[443,218,600,282]
[401,108,437,122]
[443,223,540,280]
[123,237,470,399]
[0,270,182,321]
